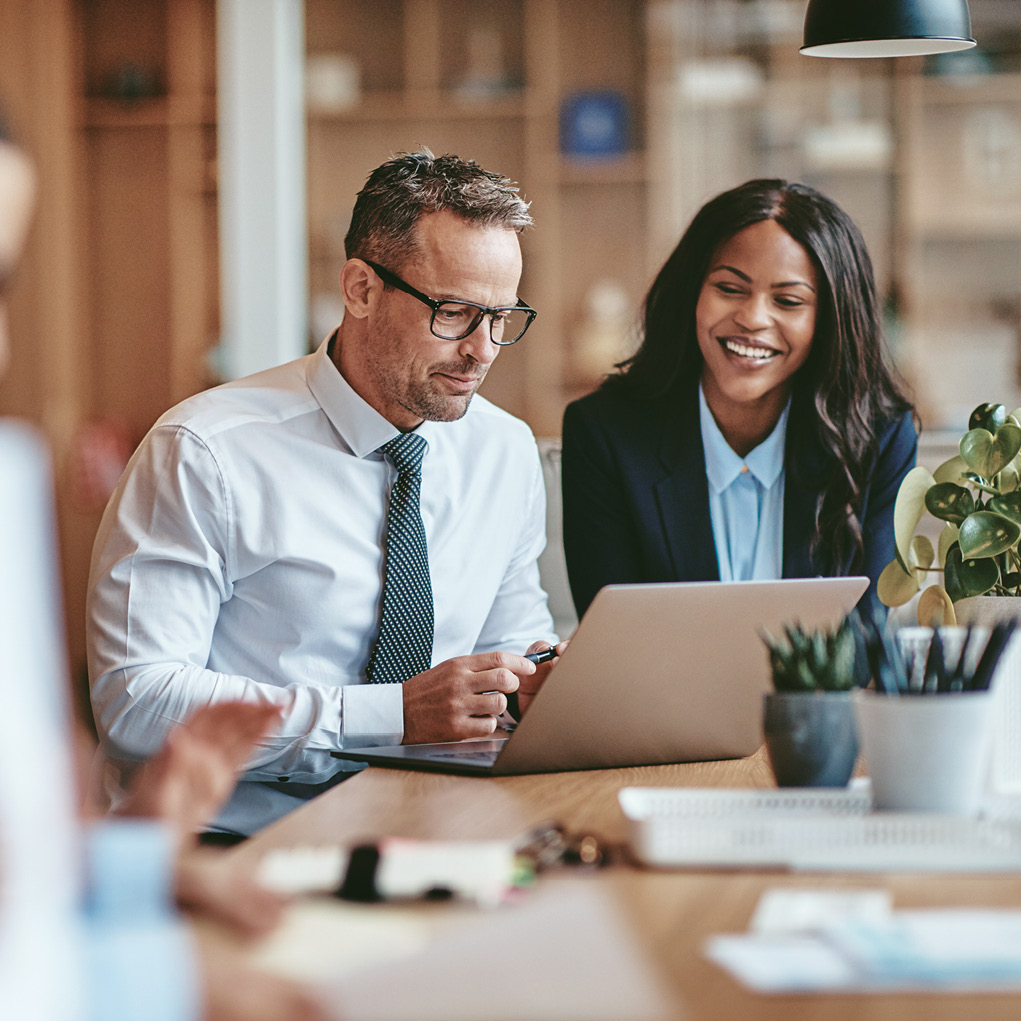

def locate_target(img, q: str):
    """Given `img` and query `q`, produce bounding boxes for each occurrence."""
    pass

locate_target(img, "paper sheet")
[256,882,675,1020]
[707,887,1021,994]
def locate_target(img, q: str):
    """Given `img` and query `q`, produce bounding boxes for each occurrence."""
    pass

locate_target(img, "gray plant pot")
[763,691,858,787]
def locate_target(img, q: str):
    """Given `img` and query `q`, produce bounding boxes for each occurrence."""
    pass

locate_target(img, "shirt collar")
[306,332,433,458]
[699,382,789,493]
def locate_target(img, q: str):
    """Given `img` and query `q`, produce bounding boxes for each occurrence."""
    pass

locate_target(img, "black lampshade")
[801,0,976,58]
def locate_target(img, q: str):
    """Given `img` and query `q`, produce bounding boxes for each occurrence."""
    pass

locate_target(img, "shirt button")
[740,464,749,474]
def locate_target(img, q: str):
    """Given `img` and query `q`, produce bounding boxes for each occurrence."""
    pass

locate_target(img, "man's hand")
[517,640,569,717]
[402,652,534,745]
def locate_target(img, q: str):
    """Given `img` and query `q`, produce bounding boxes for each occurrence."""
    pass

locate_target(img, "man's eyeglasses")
[364,260,537,346]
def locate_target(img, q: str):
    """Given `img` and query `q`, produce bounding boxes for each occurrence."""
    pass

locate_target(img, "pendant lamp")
[801,0,976,58]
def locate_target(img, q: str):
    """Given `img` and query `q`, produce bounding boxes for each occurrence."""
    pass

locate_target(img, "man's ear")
[339,259,380,320]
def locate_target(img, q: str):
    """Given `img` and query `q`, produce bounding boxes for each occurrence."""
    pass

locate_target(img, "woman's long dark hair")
[608,178,914,575]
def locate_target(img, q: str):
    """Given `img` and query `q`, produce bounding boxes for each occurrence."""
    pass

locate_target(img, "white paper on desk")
[750,888,892,935]
[707,888,1021,994]
[707,933,862,992]
[325,882,675,1021]
[250,900,430,982]
[827,910,1021,987]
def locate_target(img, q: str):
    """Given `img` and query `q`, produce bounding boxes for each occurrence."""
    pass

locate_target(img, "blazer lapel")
[653,399,720,582]
[783,414,825,578]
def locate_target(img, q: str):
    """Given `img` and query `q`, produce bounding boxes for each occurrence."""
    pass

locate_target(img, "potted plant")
[876,401,1021,795]
[852,613,1013,814]
[877,402,1021,626]
[759,618,859,788]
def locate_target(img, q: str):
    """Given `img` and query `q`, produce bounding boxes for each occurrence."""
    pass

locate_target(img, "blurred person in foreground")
[0,120,326,1021]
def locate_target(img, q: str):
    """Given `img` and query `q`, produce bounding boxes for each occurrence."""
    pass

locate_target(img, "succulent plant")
[878,402,1021,626]
[761,618,857,693]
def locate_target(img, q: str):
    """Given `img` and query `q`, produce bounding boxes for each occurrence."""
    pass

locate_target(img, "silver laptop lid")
[493,577,868,774]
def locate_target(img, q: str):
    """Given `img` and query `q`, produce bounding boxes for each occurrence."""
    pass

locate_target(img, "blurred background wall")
[0,0,1018,699]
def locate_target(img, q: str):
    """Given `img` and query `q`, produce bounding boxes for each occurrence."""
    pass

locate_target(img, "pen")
[525,646,558,665]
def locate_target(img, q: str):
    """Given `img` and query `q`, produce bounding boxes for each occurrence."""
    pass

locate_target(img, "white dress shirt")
[88,337,556,834]
[699,384,788,582]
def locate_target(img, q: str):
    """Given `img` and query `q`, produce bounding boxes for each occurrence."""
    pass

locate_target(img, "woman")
[561,179,917,618]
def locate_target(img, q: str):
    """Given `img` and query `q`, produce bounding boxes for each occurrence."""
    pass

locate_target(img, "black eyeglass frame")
[363,259,537,346]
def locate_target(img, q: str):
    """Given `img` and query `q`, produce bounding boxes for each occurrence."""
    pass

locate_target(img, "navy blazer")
[561,383,918,618]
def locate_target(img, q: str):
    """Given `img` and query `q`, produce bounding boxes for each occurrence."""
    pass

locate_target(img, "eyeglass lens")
[431,302,532,345]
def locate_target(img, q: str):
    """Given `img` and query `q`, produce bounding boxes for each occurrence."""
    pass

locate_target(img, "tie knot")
[381,432,427,474]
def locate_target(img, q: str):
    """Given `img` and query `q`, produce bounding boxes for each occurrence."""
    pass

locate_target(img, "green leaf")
[999,453,1021,494]
[924,482,974,524]
[944,543,999,599]
[987,491,1021,526]
[877,557,920,606]
[909,535,935,573]
[958,510,1021,558]
[960,423,1021,479]
[933,455,970,486]
[969,403,1007,433]
[892,465,937,570]
[937,523,959,568]
[917,585,955,627]
[827,625,857,691]
[793,661,816,691]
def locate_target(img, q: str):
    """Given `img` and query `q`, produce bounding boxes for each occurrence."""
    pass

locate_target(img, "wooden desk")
[229,750,1021,1020]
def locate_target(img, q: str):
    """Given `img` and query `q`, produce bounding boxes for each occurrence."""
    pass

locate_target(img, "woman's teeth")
[723,338,776,360]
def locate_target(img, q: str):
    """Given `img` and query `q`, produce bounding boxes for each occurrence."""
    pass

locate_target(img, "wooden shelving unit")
[3,0,1014,689]
[78,0,219,440]
[304,0,652,437]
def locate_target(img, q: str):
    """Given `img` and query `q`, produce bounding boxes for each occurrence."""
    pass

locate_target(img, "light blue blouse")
[699,384,789,582]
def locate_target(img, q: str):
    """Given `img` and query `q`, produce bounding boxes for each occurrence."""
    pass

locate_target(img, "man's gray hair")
[344,148,533,269]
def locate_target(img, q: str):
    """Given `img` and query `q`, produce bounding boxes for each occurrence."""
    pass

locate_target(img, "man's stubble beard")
[368,323,489,424]
[399,360,488,423]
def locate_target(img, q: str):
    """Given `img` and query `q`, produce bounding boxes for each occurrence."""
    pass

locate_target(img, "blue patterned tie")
[366,432,434,684]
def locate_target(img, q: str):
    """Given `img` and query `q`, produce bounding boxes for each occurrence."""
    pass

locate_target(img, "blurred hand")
[117,701,282,846]
[176,850,287,940]
[200,939,330,1021]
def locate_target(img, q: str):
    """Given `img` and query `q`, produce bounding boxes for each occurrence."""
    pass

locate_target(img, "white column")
[216,0,307,379]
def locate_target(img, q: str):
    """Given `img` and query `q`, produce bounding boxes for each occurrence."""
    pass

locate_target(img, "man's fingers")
[461,650,537,675]
[472,667,520,694]
[461,714,499,736]
[472,691,507,716]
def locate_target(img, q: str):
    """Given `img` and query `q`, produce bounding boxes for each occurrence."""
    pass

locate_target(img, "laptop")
[331,576,869,777]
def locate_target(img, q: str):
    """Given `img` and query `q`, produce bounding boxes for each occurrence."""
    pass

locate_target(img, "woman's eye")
[775,297,804,308]
[715,283,742,295]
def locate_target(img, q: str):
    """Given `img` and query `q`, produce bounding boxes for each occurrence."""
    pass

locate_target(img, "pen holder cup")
[853,690,995,814]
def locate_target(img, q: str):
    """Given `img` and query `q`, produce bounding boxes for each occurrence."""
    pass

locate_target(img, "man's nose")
[457,316,499,364]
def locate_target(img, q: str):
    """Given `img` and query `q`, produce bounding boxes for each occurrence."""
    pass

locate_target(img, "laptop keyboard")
[425,749,500,763]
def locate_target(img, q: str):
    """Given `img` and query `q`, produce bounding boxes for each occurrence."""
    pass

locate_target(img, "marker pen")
[524,646,558,665]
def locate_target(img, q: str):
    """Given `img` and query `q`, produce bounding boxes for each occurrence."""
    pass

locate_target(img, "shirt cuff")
[83,820,199,1021]
[340,682,404,746]
[85,917,199,1021]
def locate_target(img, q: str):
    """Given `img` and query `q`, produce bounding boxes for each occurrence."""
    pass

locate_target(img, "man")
[88,151,560,837]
